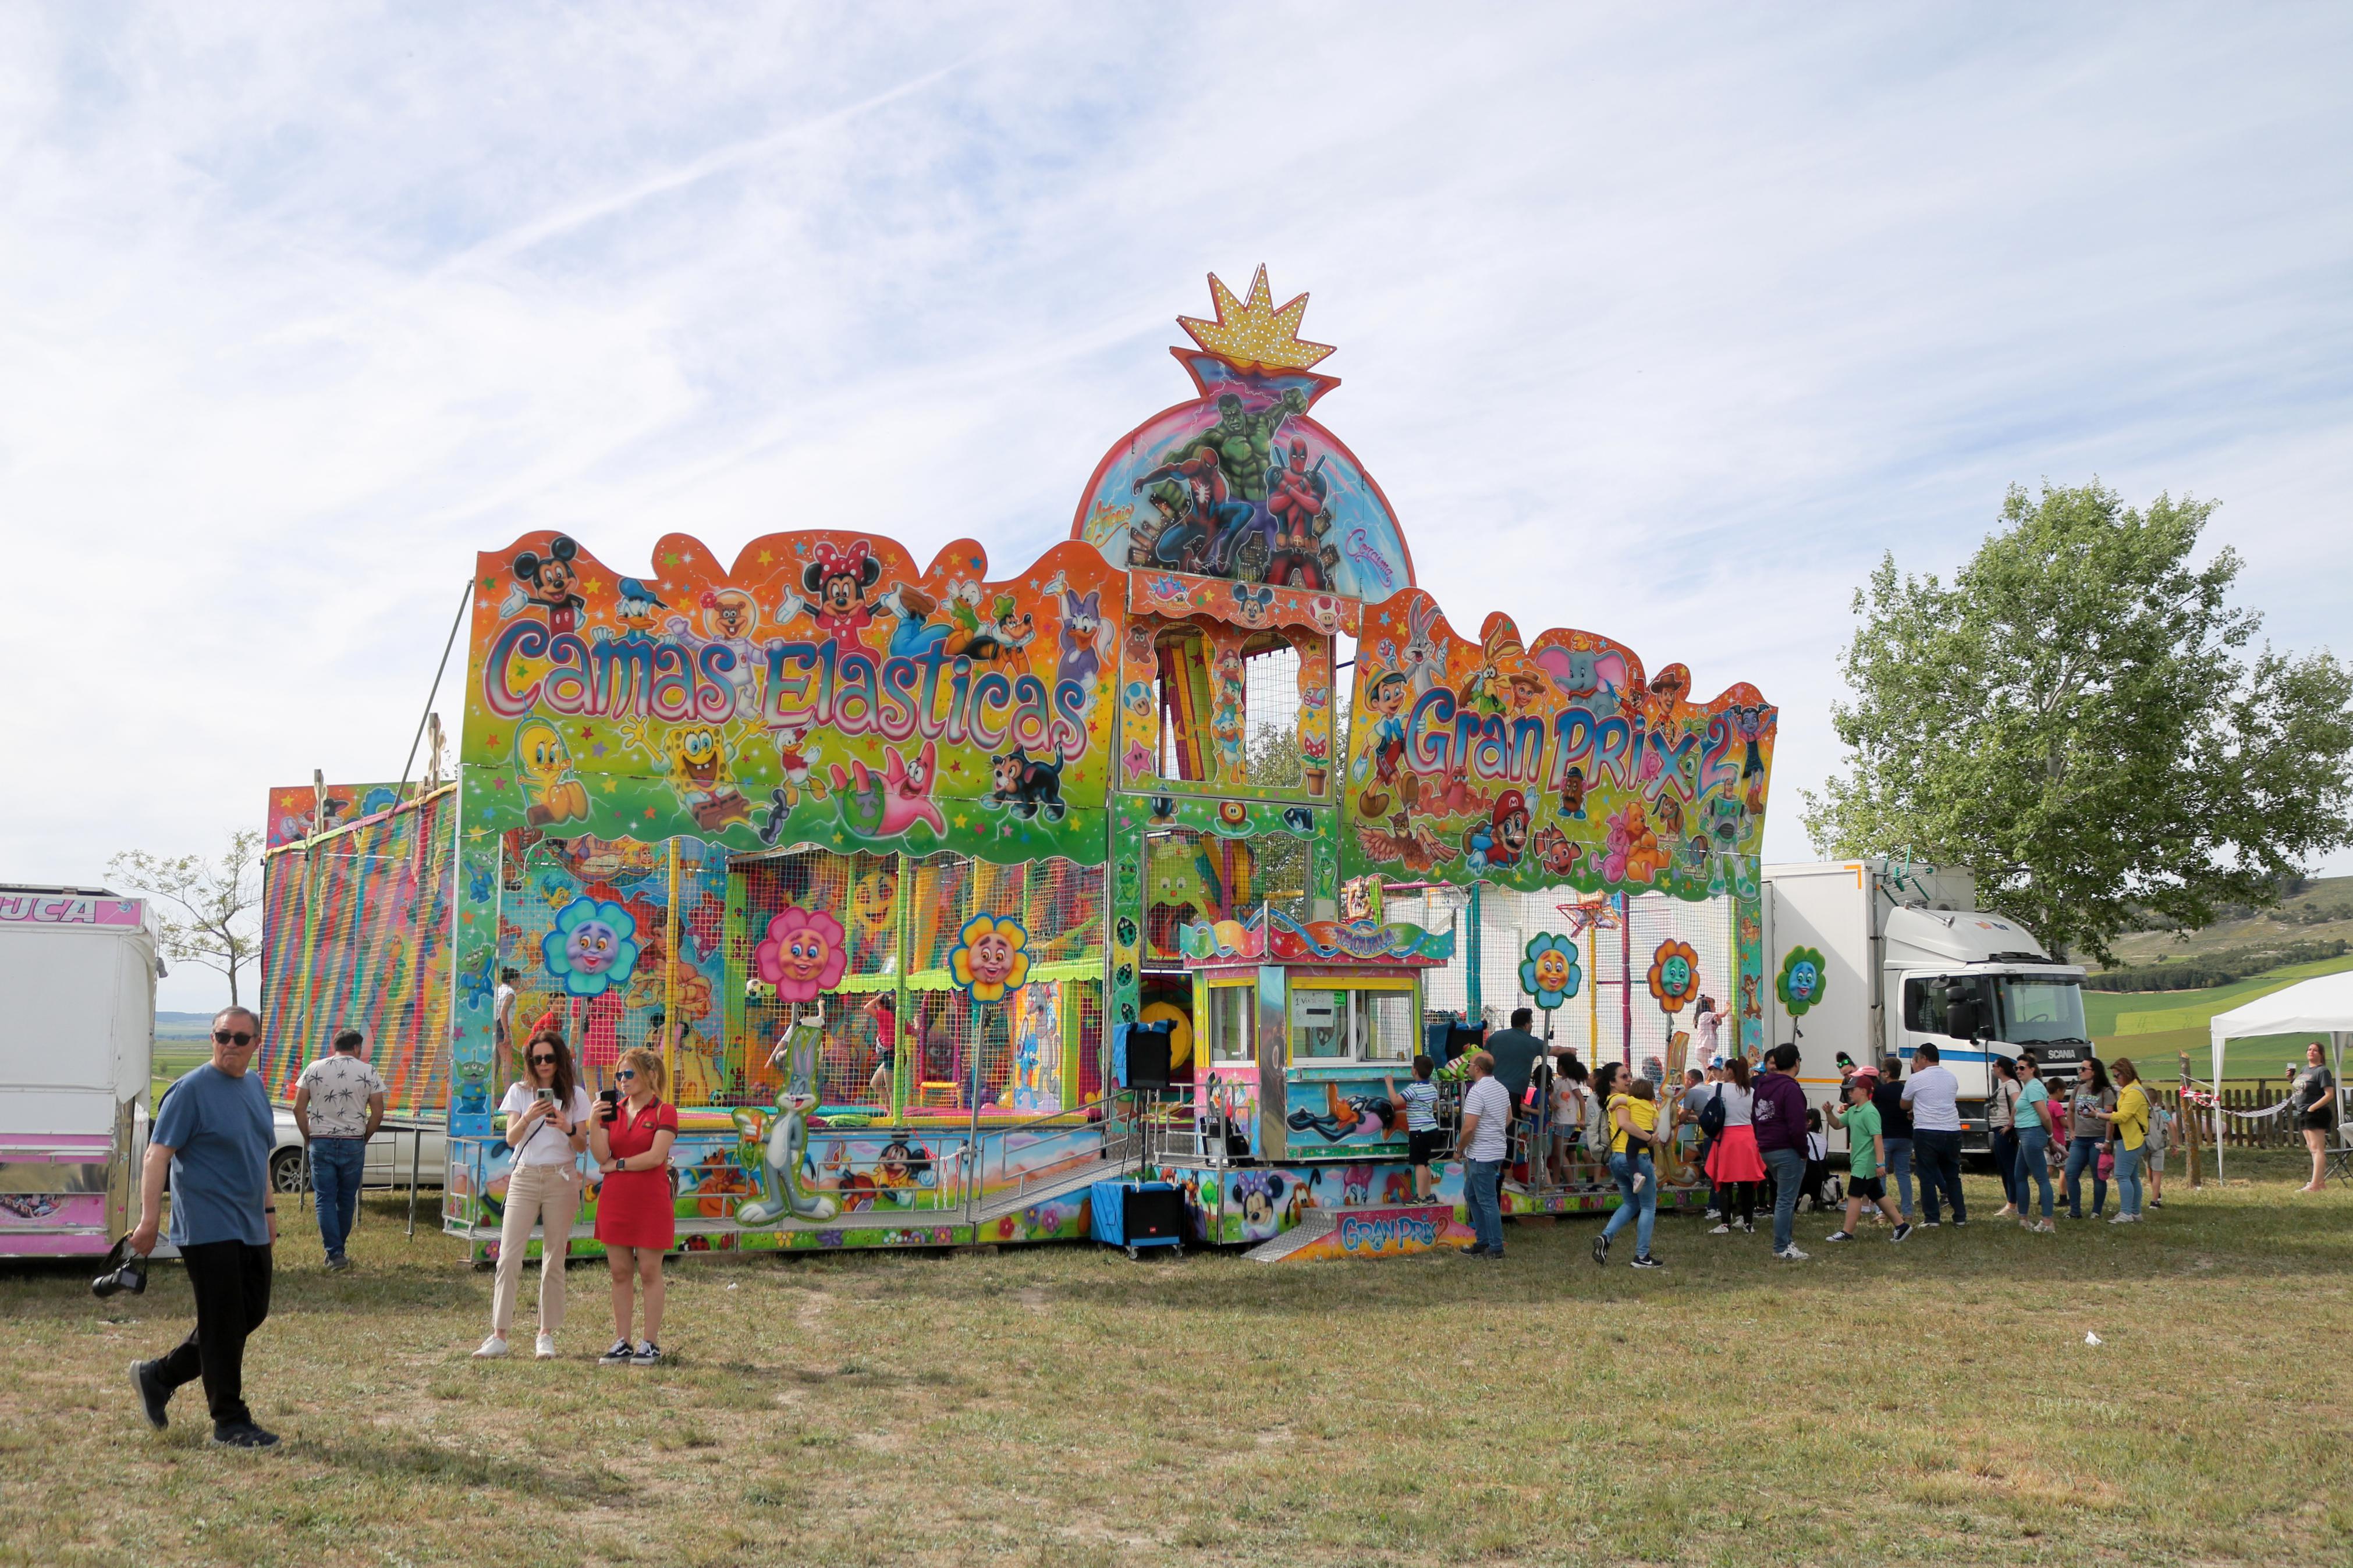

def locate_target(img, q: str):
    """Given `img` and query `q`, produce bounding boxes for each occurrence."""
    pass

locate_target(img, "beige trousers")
[491,1161,583,1338]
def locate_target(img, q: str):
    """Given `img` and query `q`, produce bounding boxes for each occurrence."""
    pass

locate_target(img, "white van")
[0,887,159,1260]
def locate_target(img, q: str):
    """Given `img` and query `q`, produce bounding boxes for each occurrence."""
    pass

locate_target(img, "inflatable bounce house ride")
[255,269,1776,1261]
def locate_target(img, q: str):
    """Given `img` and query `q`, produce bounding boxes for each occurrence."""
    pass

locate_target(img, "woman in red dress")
[588,1046,677,1365]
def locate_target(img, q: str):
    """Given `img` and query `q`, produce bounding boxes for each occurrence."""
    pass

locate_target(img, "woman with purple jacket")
[1752,1043,1812,1263]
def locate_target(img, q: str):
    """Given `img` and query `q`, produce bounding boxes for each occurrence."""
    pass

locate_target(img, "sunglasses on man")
[213,1030,255,1046]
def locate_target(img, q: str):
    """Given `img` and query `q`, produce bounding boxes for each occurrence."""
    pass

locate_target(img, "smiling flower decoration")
[1646,938,1701,1018]
[542,897,641,998]
[1776,945,1828,1019]
[947,913,1031,1003]
[754,906,849,1003]
[1518,933,1582,1010]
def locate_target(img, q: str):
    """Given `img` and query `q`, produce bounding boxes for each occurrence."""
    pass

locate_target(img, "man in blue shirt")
[128,1006,281,1449]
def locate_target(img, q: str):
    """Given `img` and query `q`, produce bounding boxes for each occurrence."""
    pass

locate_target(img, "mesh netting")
[1241,635,1304,788]
[1385,884,1736,1077]
[261,790,457,1118]
[725,846,1106,1117]
[1138,828,1311,969]
[734,846,902,1112]
[495,831,666,1094]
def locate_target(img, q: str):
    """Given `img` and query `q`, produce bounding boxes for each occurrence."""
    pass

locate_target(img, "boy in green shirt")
[1822,1069,1911,1244]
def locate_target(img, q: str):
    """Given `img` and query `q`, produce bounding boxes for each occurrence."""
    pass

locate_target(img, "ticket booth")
[1180,909,1454,1162]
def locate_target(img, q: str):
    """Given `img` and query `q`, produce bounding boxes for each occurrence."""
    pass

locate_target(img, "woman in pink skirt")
[1706,1055,1766,1233]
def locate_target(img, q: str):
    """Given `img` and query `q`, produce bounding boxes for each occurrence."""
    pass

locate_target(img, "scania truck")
[1763,858,2092,1152]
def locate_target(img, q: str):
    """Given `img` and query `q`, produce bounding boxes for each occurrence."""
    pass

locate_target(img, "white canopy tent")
[2207,970,2353,1181]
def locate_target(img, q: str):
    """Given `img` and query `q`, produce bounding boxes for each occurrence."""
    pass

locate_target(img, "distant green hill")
[2100,875,2353,970]
[2088,951,2350,1081]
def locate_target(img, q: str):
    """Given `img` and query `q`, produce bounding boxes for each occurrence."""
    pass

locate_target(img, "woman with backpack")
[2100,1057,2152,1223]
[1705,1055,1763,1235]
[2063,1058,2117,1221]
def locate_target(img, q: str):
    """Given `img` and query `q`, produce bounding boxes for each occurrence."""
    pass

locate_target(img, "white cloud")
[1,3,2347,1008]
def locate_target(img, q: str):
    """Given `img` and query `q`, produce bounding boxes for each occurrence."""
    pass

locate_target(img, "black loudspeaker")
[1126,1023,1173,1090]
[1123,1185,1185,1242]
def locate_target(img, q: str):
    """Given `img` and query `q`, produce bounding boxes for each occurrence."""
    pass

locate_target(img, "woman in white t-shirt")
[475,1028,595,1360]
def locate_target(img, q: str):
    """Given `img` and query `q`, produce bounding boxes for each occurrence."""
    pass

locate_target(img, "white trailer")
[1763,859,2091,1149]
[0,887,160,1258]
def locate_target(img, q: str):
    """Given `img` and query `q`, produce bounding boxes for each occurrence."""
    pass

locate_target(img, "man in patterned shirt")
[293,1029,385,1271]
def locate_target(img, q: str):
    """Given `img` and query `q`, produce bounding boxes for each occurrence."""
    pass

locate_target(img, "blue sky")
[3,5,2348,1009]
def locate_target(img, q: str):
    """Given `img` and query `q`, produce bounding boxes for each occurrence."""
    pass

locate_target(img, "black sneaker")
[1891,1222,1913,1243]
[598,1339,634,1365]
[1591,1232,1610,1267]
[1919,1219,1942,1228]
[209,1422,280,1449]
[129,1359,170,1431]
[630,1341,663,1366]
[1629,1255,1664,1270]
[1463,1243,1492,1257]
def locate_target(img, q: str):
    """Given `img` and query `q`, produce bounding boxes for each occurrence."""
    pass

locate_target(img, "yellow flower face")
[949,914,1031,1001]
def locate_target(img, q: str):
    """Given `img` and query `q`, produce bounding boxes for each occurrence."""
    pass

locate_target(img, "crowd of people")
[1446,1006,2248,1271]
[120,1004,2333,1448]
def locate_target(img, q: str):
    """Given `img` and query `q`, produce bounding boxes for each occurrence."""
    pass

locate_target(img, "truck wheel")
[269,1148,307,1195]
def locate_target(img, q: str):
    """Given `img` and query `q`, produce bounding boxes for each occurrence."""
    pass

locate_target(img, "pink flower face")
[755,906,849,1002]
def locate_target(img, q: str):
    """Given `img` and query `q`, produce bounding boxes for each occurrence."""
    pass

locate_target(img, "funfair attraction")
[254,270,1778,1264]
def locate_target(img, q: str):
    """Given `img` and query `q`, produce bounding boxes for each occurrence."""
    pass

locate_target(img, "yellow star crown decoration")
[1177,265,1335,372]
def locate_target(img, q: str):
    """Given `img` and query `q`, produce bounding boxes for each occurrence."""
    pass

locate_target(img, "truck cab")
[1765,860,2089,1151]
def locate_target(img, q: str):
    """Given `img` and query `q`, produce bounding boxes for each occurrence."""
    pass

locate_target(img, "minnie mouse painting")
[509,535,584,632]
[801,540,882,643]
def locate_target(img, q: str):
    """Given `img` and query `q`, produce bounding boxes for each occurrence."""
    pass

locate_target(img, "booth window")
[1353,990,1415,1062]
[1290,989,1347,1059]
[1208,984,1253,1063]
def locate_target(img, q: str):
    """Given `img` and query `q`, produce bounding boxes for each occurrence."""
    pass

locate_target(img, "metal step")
[971,1150,1142,1222]
[1243,1209,1337,1262]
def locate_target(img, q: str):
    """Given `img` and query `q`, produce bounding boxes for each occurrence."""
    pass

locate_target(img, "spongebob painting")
[663,725,753,830]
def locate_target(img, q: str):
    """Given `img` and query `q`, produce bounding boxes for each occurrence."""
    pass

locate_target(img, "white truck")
[1763,858,2092,1151]
[0,887,160,1260]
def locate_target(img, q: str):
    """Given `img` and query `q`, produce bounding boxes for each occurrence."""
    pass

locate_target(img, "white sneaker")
[1708,1222,1731,1235]
[2109,1213,2132,1225]
[535,1333,557,1360]
[1632,1172,1648,1194]
[473,1334,509,1360]
[1774,1246,1810,1262]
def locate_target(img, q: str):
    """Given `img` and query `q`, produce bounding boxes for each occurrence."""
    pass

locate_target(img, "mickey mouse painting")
[510,535,585,633]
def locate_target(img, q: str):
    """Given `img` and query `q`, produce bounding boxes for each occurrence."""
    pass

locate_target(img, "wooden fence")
[2197,1082,2319,1151]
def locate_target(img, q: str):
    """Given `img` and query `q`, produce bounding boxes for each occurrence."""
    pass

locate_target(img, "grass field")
[5,1155,2348,1567]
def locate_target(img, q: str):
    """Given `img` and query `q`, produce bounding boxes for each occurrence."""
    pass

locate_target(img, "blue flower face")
[542,895,640,998]
[1517,932,1582,1010]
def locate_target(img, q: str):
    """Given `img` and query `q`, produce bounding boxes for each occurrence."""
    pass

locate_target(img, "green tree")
[1804,482,2353,965]
[109,830,265,1005]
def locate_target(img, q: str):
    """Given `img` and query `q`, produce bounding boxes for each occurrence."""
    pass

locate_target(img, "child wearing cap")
[1822,1070,1911,1243]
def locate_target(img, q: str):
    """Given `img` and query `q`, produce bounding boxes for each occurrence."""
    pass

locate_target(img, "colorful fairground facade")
[255,269,1776,1261]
